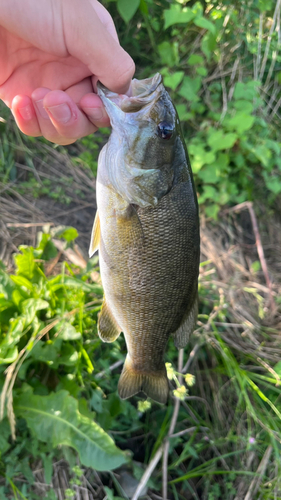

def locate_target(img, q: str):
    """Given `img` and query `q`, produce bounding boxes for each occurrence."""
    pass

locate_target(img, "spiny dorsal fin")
[89,210,100,257]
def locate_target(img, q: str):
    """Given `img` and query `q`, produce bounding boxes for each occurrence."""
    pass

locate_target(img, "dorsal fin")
[89,210,100,257]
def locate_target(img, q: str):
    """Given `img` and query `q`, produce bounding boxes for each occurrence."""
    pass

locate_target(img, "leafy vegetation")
[1,0,281,498]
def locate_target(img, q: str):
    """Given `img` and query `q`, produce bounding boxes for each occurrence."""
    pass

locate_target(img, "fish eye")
[157,121,174,140]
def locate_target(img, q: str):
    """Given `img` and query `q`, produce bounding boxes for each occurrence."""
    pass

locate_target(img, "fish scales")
[90,73,200,404]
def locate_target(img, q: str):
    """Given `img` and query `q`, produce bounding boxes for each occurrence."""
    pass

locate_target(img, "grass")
[1,0,281,497]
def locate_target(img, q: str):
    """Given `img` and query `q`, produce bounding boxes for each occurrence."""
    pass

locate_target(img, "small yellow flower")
[173,385,187,401]
[166,362,175,380]
[138,400,151,412]
[185,373,195,387]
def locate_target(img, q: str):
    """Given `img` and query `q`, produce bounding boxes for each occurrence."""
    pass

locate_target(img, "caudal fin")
[118,357,169,404]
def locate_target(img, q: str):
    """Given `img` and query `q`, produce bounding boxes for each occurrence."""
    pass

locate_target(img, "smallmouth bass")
[89,73,200,404]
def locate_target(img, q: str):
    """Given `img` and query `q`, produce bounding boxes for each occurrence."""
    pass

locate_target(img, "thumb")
[63,0,135,94]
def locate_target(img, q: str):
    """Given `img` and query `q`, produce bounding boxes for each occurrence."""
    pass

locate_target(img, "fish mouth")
[97,73,163,113]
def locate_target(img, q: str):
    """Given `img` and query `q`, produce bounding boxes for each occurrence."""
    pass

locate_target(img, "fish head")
[98,73,179,171]
[98,73,181,207]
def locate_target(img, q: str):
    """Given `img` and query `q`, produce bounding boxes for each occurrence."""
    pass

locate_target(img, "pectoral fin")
[98,300,121,343]
[89,210,100,257]
[172,297,198,349]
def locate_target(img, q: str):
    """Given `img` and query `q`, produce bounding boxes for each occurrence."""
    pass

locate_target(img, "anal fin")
[98,300,121,343]
[172,297,198,349]
[89,210,100,257]
[118,356,169,404]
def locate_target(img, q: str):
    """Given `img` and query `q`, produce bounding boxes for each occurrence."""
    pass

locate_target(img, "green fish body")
[90,73,200,404]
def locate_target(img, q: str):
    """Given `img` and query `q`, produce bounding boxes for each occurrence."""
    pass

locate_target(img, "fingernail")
[46,103,72,123]
[18,105,33,121]
[83,107,104,121]
[34,99,49,119]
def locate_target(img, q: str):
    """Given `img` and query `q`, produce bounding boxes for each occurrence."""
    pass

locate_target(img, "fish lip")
[97,73,163,112]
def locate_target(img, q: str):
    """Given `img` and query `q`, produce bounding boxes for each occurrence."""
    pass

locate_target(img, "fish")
[89,73,200,404]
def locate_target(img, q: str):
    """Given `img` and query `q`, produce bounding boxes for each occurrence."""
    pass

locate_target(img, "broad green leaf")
[233,100,254,114]
[252,145,272,167]
[158,41,179,67]
[201,32,217,61]
[164,4,195,29]
[14,247,35,280]
[63,277,103,294]
[175,104,193,122]
[21,298,49,325]
[189,144,215,172]
[198,185,217,204]
[139,0,148,16]
[58,322,81,341]
[188,54,204,66]
[196,66,208,76]
[194,16,216,35]
[0,270,15,299]
[0,317,25,362]
[0,346,18,364]
[14,388,128,470]
[163,71,184,90]
[59,344,79,366]
[233,81,260,101]
[0,297,14,313]
[50,226,78,242]
[207,130,237,152]
[205,203,220,219]
[117,0,140,23]
[263,174,281,194]
[197,164,220,183]
[10,275,33,291]
[178,76,202,102]
[225,112,255,134]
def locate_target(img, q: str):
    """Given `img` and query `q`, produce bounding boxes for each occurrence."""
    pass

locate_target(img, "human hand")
[0,0,135,144]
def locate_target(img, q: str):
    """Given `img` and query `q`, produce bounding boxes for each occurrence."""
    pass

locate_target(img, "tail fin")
[118,356,169,404]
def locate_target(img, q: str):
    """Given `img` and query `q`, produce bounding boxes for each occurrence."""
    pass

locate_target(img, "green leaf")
[198,185,217,204]
[205,204,220,219]
[233,100,254,114]
[14,247,35,280]
[178,76,202,102]
[139,0,148,16]
[117,0,140,23]
[225,112,255,134]
[0,346,18,364]
[201,32,217,61]
[10,275,33,291]
[164,4,195,29]
[158,41,179,67]
[21,298,49,325]
[233,81,260,101]
[50,226,78,243]
[189,144,215,172]
[58,323,81,341]
[175,104,193,122]
[197,164,220,183]
[196,66,208,76]
[63,277,103,294]
[188,55,204,66]
[194,16,216,35]
[163,71,184,90]
[263,174,281,194]
[207,130,237,152]
[14,388,128,470]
